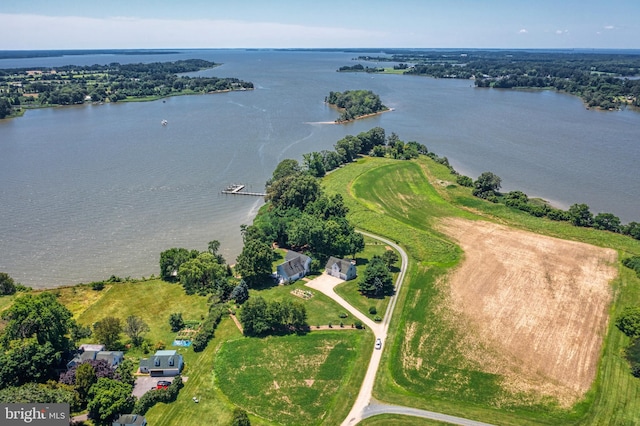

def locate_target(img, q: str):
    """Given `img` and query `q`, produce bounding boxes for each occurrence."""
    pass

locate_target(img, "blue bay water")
[1,49,639,288]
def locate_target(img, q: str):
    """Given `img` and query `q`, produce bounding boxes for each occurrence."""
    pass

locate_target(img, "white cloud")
[555,29,569,35]
[519,28,528,34]
[0,13,388,49]
[604,25,615,30]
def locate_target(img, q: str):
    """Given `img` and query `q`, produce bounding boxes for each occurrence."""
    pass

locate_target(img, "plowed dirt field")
[439,218,617,406]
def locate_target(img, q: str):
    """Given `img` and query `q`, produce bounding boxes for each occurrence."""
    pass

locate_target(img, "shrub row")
[192,305,225,352]
[133,375,183,415]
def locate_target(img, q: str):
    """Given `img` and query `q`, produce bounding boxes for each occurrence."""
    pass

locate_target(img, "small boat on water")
[161,119,168,126]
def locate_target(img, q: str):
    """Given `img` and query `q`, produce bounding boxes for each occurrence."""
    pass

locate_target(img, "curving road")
[305,230,494,426]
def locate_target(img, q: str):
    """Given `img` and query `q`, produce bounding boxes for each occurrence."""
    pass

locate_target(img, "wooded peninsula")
[325,89,388,122]
[0,59,254,119]
[341,49,640,110]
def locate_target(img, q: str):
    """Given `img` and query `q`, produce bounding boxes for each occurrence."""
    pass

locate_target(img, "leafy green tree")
[179,252,227,295]
[0,382,78,407]
[0,98,11,119]
[287,213,325,251]
[230,281,250,304]
[321,150,342,171]
[382,250,399,268]
[303,152,326,177]
[123,315,149,347]
[358,255,393,297]
[93,317,122,350]
[334,135,362,163]
[305,193,348,220]
[169,312,185,332]
[616,307,640,338]
[0,338,58,387]
[1,292,74,354]
[0,272,16,296]
[208,240,226,264]
[473,172,502,199]
[87,378,135,426]
[75,362,97,402]
[568,203,594,227]
[267,159,301,187]
[357,127,386,153]
[239,296,270,336]
[231,407,251,426]
[594,212,621,232]
[115,358,136,387]
[159,247,197,281]
[235,239,274,288]
[623,222,640,240]
[456,175,473,187]
[265,173,322,211]
[346,230,365,259]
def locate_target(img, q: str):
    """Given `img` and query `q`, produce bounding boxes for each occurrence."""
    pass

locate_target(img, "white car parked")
[375,338,382,350]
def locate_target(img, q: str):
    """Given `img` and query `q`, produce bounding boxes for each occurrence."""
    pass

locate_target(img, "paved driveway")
[132,376,188,398]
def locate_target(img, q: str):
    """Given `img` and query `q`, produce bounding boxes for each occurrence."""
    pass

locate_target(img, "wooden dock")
[222,184,266,197]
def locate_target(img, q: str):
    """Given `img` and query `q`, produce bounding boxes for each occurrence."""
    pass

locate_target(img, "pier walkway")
[222,184,266,197]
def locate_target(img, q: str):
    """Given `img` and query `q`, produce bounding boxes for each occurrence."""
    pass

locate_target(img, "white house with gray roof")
[325,257,357,281]
[276,251,312,284]
[139,350,184,376]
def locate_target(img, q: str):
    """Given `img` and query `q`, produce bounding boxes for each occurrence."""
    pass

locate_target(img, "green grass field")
[323,156,640,425]
[74,280,210,352]
[248,278,353,327]
[214,330,372,425]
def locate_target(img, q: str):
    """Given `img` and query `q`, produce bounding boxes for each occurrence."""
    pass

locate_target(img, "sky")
[1,0,639,50]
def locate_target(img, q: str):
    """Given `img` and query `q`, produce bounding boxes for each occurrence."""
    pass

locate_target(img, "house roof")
[67,347,124,369]
[80,344,105,352]
[285,251,310,263]
[280,257,305,277]
[113,413,146,426]
[326,257,354,273]
[279,253,310,278]
[140,350,183,371]
[95,351,124,366]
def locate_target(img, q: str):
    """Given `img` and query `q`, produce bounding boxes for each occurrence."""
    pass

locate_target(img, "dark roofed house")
[112,414,147,426]
[325,257,357,281]
[66,344,124,370]
[139,350,184,376]
[276,251,312,284]
[96,351,125,368]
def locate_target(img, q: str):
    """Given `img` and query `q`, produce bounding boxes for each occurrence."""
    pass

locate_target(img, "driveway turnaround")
[306,230,494,426]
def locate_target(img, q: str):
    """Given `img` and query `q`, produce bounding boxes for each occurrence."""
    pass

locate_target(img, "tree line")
[615,257,640,378]
[456,169,640,239]
[0,59,254,118]
[356,49,640,110]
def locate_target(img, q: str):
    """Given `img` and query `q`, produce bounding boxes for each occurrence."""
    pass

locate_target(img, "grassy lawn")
[145,318,247,426]
[214,330,372,425]
[323,156,640,425]
[74,280,210,354]
[248,279,352,327]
